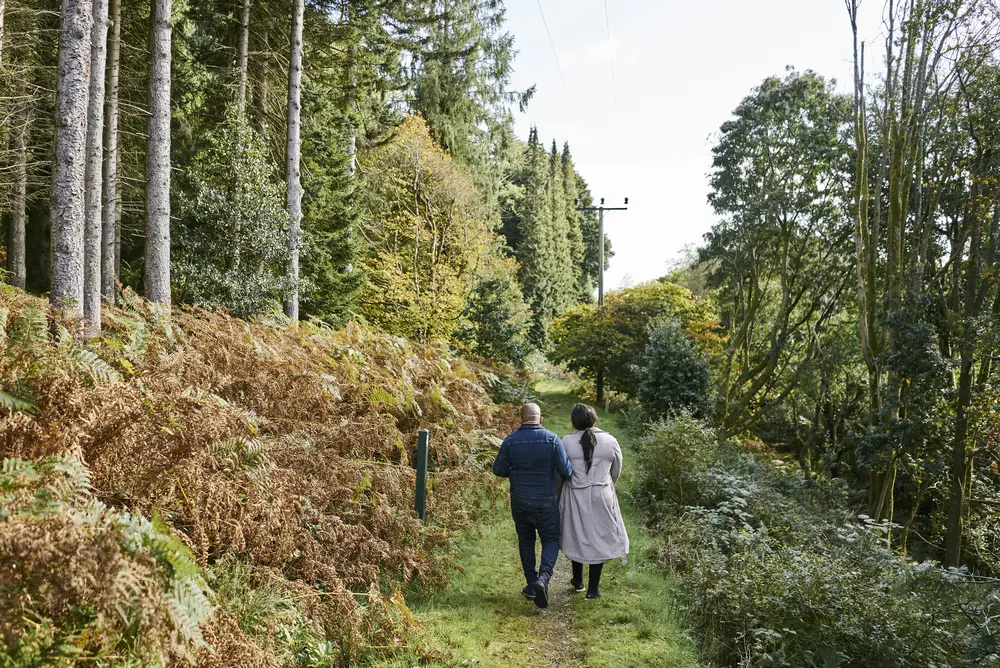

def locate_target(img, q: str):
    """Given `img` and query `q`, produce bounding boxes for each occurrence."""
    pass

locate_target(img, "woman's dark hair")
[571,403,599,473]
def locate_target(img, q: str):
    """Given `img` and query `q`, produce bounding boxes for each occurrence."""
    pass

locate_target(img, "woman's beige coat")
[559,429,630,565]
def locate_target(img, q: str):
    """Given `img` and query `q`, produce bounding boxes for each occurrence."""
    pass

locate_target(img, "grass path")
[376,381,701,668]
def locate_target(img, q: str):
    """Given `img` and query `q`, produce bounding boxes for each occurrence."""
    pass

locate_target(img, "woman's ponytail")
[571,403,599,474]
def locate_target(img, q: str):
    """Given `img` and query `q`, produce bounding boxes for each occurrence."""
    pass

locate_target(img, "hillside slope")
[0,286,515,666]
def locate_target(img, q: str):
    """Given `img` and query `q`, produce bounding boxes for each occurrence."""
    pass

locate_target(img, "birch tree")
[145,0,171,305]
[283,0,303,322]
[50,0,93,314]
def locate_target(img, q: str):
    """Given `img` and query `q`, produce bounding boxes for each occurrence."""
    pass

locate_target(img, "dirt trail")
[526,557,587,667]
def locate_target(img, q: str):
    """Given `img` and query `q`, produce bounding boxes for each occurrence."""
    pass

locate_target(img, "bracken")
[0,286,517,665]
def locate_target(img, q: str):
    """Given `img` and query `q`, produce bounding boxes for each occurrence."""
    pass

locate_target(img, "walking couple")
[493,402,630,609]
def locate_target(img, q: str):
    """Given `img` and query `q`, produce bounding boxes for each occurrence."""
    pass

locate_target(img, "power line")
[603,0,618,107]
[535,0,571,101]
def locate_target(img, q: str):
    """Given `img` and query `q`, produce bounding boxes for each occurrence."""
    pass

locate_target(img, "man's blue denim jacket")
[493,423,572,502]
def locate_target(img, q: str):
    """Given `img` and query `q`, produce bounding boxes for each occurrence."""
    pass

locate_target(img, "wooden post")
[415,429,429,520]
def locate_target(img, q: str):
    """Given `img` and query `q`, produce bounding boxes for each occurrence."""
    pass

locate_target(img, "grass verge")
[374,380,701,668]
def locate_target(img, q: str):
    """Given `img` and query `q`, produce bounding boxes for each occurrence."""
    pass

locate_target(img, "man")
[493,402,572,609]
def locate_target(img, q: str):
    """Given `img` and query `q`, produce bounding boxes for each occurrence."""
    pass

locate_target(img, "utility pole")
[576,197,628,403]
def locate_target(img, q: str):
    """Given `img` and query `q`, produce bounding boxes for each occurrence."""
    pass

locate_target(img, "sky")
[503,0,884,291]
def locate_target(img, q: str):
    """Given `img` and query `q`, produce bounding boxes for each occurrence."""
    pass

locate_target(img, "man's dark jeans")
[511,496,560,586]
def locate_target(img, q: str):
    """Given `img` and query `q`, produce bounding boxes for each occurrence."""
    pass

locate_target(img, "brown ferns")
[0,287,518,664]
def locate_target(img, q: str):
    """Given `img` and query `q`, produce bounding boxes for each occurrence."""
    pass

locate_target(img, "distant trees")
[550,280,723,398]
[502,128,607,345]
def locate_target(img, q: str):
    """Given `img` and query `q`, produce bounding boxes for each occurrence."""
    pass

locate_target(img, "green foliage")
[0,455,212,666]
[633,417,1000,667]
[298,44,364,327]
[454,271,532,365]
[410,0,532,223]
[633,413,719,508]
[634,319,712,418]
[550,280,724,397]
[704,69,854,436]
[174,109,292,319]
[356,116,515,344]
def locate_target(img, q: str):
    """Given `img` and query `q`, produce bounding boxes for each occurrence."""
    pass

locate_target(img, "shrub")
[634,415,1000,668]
[634,413,719,509]
[174,109,292,319]
[633,318,711,418]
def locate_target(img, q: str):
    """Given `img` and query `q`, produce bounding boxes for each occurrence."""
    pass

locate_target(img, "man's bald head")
[520,403,541,424]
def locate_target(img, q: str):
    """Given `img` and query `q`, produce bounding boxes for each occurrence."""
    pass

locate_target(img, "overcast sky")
[503,0,884,290]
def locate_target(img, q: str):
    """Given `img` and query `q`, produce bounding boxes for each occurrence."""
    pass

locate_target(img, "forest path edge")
[374,380,702,668]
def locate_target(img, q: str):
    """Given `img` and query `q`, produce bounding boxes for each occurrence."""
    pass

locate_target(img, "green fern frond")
[57,334,122,385]
[11,305,48,351]
[0,389,37,414]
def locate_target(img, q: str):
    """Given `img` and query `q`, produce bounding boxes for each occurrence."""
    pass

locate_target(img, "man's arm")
[554,437,573,480]
[493,439,511,478]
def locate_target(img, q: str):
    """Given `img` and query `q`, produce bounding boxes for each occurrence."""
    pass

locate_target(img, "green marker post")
[415,429,429,520]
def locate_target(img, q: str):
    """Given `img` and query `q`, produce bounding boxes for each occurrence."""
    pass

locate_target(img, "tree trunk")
[101,0,121,302]
[83,0,109,335]
[237,0,250,113]
[7,120,27,289]
[283,0,303,321]
[0,0,6,67]
[51,0,93,314]
[945,354,974,567]
[145,0,172,305]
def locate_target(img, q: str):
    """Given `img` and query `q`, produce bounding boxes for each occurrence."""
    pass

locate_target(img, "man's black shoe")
[521,584,536,600]
[533,574,550,608]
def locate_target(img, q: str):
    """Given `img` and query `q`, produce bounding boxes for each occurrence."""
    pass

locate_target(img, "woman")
[559,403,629,599]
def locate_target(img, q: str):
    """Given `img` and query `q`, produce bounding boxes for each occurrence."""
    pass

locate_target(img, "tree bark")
[237,0,250,114]
[51,0,93,314]
[7,120,27,289]
[101,0,121,302]
[283,0,303,321]
[0,0,6,68]
[84,0,109,334]
[145,0,172,305]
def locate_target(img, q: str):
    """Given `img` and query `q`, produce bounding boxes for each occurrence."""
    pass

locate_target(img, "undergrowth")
[0,285,517,666]
[633,414,1000,667]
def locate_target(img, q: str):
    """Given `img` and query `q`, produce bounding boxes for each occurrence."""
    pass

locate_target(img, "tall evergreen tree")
[410,0,531,222]
[50,0,92,314]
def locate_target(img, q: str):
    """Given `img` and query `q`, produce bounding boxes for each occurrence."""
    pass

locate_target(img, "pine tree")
[145,0,172,305]
[50,0,92,314]
[561,143,589,301]
[410,0,531,223]
[83,0,109,334]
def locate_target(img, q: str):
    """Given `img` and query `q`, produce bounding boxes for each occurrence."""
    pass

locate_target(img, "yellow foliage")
[357,116,502,343]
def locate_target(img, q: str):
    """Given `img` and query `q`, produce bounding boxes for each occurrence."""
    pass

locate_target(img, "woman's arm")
[610,439,623,483]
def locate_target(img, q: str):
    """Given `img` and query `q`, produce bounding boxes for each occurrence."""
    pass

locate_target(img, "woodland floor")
[373,381,702,668]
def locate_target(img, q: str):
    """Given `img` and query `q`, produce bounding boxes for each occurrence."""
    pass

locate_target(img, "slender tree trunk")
[51,0,93,314]
[0,0,6,67]
[101,0,121,302]
[145,0,172,305]
[283,0,303,321]
[83,0,109,334]
[945,353,975,567]
[7,121,27,289]
[237,0,249,113]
